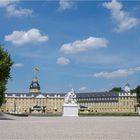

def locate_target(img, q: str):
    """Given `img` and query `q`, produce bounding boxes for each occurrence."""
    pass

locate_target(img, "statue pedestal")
[63,103,79,116]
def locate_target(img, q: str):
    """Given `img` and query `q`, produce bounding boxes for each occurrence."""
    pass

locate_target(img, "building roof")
[76,92,118,98]
[5,92,118,98]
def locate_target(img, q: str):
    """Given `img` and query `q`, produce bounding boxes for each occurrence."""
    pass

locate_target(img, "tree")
[110,87,122,92]
[0,45,13,106]
[132,86,140,104]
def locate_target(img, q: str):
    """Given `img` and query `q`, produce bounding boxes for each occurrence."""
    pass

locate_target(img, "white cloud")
[60,37,108,54]
[103,0,139,32]
[13,63,24,68]
[5,28,48,45]
[0,0,33,17]
[57,57,70,65]
[79,86,88,92]
[93,66,140,78]
[58,0,74,11]
[6,4,33,17]
[0,0,15,7]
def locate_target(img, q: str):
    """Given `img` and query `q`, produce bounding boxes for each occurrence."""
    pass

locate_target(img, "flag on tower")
[34,67,39,72]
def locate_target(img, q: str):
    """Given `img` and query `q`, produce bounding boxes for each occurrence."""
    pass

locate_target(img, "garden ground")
[0,113,140,139]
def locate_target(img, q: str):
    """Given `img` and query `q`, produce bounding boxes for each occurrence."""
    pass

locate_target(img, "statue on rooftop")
[124,83,130,93]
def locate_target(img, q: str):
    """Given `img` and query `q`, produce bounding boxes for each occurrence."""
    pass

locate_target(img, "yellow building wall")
[118,96,137,113]
[46,98,64,113]
[79,96,137,113]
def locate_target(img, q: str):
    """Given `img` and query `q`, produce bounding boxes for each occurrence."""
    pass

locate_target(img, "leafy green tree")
[0,45,13,106]
[132,86,140,104]
[110,87,122,92]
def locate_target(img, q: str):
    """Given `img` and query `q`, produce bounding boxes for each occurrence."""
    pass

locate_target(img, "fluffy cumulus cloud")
[93,66,140,78]
[79,86,88,92]
[13,63,24,68]
[5,28,48,45]
[6,4,33,17]
[0,0,33,17]
[58,0,74,11]
[103,0,140,32]
[0,0,15,7]
[57,57,70,65]
[60,37,108,54]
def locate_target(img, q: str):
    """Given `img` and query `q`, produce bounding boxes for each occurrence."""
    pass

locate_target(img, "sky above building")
[1,0,140,93]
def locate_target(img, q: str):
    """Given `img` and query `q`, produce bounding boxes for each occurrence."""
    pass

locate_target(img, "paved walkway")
[0,114,140,139]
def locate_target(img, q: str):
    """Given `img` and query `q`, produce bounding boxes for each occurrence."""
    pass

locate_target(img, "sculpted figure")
[64,89,77,104]
[124,84,130,93]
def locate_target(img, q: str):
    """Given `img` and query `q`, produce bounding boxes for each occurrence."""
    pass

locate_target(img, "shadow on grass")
[79,112,140,116]
[0,113,14,120]
[0,117,14,120]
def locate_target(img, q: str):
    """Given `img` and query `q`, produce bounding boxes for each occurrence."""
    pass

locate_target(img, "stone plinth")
[63,103,79,116]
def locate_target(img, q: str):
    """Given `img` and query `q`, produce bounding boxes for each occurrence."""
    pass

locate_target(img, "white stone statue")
[64,89,77,104]
[63,89,79,116]
[124,84,130,93]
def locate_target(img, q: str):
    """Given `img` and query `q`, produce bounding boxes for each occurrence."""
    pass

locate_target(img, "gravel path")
[0,114,140,139]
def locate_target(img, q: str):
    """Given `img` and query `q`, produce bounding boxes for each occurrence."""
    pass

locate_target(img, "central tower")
[29,68,41,93]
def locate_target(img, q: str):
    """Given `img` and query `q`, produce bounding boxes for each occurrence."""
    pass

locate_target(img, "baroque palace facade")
[0,76,137,114]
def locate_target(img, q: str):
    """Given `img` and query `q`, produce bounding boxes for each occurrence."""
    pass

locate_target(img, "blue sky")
[1,0,140,93]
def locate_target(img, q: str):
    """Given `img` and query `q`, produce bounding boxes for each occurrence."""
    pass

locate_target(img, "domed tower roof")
[29,67,41,93]
[29,77,41,93]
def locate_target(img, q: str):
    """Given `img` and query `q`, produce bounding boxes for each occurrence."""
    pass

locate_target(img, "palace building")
[77,91,137,113]
[0,75,137,114]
